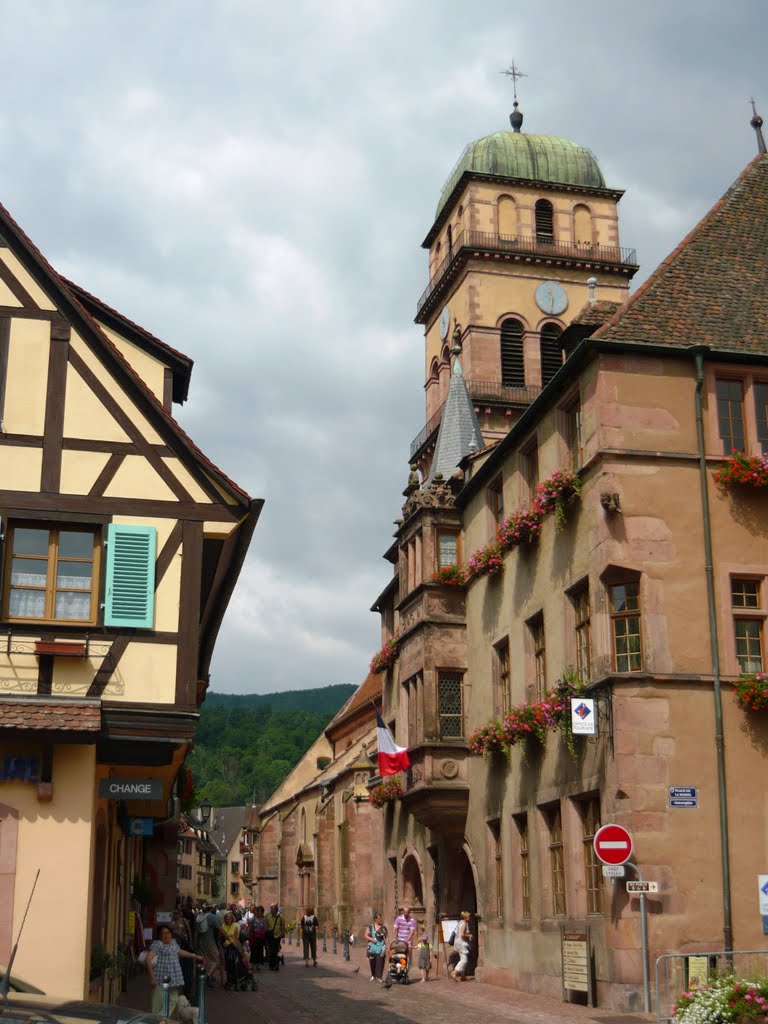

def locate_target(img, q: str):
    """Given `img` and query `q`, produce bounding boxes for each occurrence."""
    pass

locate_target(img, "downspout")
[693,346,733,953]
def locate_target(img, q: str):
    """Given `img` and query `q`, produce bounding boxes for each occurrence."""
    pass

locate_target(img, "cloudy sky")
[0,1,764,693]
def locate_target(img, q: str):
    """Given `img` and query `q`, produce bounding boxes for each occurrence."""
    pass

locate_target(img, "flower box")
[34,640,86,657]
[734,672,768,711]
[370,635,400,675]
[715,451,768,488]
[369,777,403,808]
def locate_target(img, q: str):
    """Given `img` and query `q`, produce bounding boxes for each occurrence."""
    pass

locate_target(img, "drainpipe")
[693,346,733,953]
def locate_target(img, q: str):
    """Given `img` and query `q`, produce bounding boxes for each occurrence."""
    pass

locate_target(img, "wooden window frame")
[493,636,511,715]
[754,381,768,453]
[577,795,603,915]
[527,611,546,698]
[519,436,539,504]
[571,583,592,684]
[731,576,767,672]
[2,520,102,626]
[488,476,505,532]
[488,819,503,919]
[609,581,643,673]
[544,803,567,918]
[514,814,531,921]
[715,378,746,453]
[561,392,583,470]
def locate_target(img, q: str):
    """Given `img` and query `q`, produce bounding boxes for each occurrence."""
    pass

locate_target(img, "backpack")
[447,928,456,946]
[196,912,209,935]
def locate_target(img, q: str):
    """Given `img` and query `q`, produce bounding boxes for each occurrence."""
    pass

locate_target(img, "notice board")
[561,928,594,1005]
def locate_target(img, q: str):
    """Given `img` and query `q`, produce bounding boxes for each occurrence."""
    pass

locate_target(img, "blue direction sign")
[669,787,698,808]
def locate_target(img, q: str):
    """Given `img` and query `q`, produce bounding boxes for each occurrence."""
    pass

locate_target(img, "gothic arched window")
[535,199,554,242]
[540,323,563,387]
[500,318,525,388]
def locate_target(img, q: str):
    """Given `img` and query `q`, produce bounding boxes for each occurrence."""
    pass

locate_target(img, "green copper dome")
[436,131,606,219]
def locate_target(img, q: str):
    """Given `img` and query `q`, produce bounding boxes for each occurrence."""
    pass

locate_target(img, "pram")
[387,941,410,984]
[225,942,258,991]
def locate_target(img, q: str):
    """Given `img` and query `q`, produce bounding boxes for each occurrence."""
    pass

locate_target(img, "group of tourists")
[144,898,290,1014]
[363,905,472,984]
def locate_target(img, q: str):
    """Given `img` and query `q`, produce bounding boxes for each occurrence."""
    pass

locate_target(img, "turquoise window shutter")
[104,524,157,628]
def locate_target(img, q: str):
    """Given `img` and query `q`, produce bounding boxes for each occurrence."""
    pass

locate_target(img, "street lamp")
[199,800,212,825]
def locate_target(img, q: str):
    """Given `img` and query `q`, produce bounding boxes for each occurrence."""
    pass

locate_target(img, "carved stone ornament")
[440,759,459,780]
[402,478,458,522]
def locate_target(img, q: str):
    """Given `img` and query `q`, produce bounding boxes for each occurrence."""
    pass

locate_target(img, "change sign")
[99,778,163,800]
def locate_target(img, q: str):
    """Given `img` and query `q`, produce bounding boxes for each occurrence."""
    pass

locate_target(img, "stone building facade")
[370,108,768,1011]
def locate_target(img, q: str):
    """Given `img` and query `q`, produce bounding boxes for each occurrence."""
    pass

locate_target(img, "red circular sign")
[593,823,633,865]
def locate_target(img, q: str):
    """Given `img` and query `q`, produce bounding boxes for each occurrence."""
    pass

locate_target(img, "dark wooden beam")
[88,453,125,498]
[40,324,71,492]
[176,520,203,706]
[0,259,39,308]
[0,318,10,430]
[67,346,193,503]
[0,489,238,522]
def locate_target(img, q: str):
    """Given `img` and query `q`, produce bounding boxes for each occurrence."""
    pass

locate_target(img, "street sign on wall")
[626,880,659,893]
[669,787,698,808]
[593,823,633,865]
[602,864,625,878]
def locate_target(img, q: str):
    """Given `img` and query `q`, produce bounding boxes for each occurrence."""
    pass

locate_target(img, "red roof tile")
[0,699,101,731]
[593,155,768,354]
[326,672,381,733]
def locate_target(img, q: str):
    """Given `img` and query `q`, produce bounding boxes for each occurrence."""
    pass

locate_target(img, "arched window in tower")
[500,318,525,389]
[498,195,517,239]
[535,199,554,243]
[540,323,563,387]
[573,204,592,247]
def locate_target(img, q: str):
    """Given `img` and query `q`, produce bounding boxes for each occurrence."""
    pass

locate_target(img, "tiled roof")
[571,300,624,327]
[326,672,381,733]
[0,699,101,731]
[243,805,261,830]
[426,356,484,486]
[593,155,768,354]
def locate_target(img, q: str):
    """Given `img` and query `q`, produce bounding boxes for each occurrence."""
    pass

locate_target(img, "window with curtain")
[4,523,100,623]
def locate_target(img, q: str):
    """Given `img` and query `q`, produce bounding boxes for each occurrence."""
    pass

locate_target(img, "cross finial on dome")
[750,98,767,156]
[501,61,526,132]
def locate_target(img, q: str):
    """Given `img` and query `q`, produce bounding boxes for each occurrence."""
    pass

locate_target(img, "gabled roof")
[325,672,381,735]
[593,154,768,355]
[0,199,252,509]
[210,805,247,856]
[63,277,193,404]
[426,354,484,486]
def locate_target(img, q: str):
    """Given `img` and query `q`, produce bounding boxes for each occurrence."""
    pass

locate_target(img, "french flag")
[375,709,411,776]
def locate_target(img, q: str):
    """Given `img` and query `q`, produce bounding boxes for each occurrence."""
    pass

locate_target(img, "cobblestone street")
[191,944,651,1024]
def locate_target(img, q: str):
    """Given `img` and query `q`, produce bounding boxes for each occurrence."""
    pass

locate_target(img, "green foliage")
[190,685,354,806]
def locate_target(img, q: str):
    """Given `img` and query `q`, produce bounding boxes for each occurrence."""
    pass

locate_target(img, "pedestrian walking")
[264,902,285,971]
[248,905,267,969]
[170,909,195,997]
[221,911,242,989]
[392,905,417,964]
[195,904,224,987]
[300,906,319,967]
[364,913,388,982]
[450,911,472,982]
[146,925,203,1017]
[416,932,432,982]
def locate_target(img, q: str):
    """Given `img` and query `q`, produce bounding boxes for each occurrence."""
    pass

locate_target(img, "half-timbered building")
[0,200,260,999]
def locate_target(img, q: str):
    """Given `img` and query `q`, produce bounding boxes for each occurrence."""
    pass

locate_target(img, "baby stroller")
[225,942,258,992]
[388,942,410,985]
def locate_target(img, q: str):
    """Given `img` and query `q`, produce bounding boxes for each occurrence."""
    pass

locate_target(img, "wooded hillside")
[190,684,356,806]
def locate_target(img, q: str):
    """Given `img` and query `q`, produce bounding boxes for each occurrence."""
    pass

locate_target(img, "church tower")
[412,86,638,477]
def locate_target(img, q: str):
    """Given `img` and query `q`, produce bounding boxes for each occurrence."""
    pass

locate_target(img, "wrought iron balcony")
[416,229,638,321]
[410,379,540,459]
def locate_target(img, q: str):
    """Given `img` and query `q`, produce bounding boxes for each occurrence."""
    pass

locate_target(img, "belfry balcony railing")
[416,230,638,320]
[410,379,541,459]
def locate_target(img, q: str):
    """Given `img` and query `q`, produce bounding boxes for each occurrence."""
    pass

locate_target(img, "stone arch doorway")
[401,853,425,920]
[442,844,479,976]
[0,802,19,964]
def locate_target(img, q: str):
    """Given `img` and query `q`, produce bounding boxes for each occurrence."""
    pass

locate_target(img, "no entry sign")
[593,823,633,866]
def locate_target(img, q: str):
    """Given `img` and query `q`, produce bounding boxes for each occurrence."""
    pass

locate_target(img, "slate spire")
[425,341,485,486]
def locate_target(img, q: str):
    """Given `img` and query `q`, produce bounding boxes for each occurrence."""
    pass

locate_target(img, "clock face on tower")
[535,281,568,316]
[439,305,451,341]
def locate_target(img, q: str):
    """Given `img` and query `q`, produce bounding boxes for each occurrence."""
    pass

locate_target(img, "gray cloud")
[0,0,764,691]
